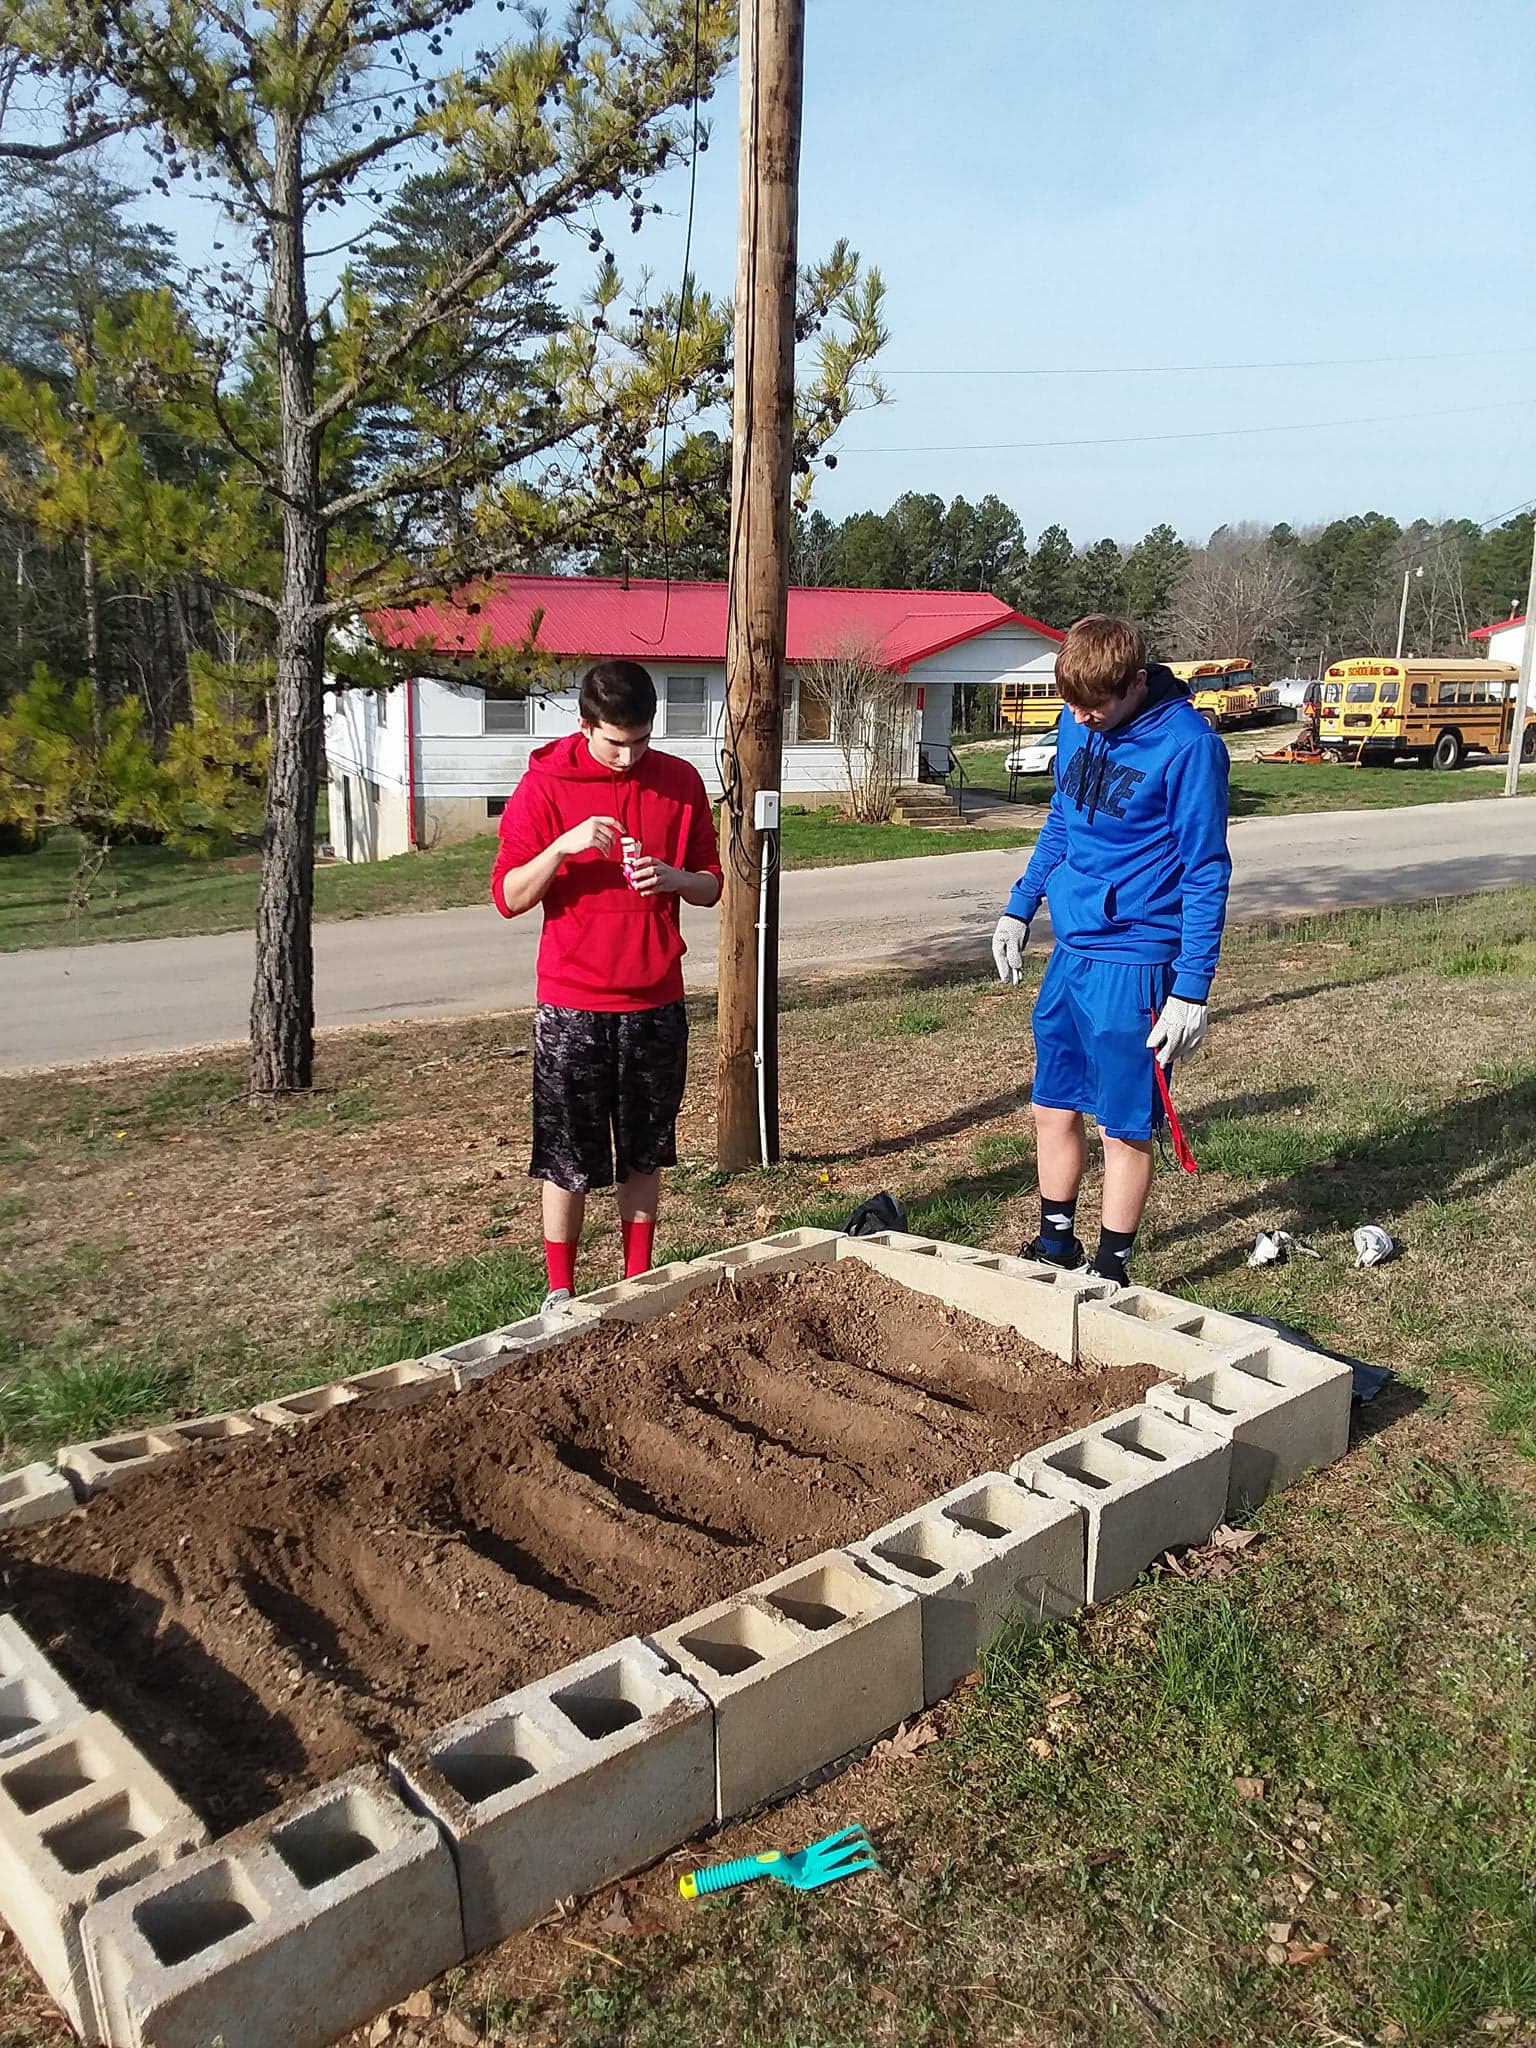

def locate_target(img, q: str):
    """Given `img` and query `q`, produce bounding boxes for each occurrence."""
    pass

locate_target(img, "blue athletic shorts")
[1030,948,1175,1141]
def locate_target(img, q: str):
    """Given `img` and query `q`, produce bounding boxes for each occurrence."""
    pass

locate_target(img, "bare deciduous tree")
[1165,524,1307,671]
[798,636,907,823]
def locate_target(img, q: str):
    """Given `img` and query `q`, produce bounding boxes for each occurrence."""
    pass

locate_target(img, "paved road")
[4,798,1533,1072]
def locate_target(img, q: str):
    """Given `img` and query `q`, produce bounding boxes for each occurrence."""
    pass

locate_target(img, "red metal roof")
[1469,614,1526,640]
[367,574,1063,672]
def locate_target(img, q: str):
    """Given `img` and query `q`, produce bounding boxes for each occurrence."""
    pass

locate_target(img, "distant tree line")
[786,492,1533,692]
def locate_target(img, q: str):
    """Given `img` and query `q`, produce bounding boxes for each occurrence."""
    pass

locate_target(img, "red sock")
[622,1217,656,1279]
[543,1238,578,1296]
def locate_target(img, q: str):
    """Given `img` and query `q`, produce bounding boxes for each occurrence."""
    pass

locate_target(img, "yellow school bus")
[998,673,1065,733]
[1168,658,1258,729]
[1318,657,1528,768]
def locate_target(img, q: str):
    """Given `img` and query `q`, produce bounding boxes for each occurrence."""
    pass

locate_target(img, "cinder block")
[1076,1288,1258,1377]
[0,1615,87,1763]
[251,1382,360,1429]
[850,1475,1085,1703]
[1014,1404,1231,1603]
[430,1299,602,1389]
[392,1637,713,1953]
[837,1237,1111,1363]
[1147,1338,1354,1513]
[0,1460,78,1528]
[56,1430,183,1498]
[83,1766,462,2048]
[339,1358,451,1410]
[159,1410,264,1450]
[575,1260,718,1321]
[650,1550,922,1819]
[696,1227,842,1274]
[0,1713,206,2043]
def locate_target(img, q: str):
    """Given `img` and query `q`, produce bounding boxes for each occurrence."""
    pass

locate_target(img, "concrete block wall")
[0,1460,76,1530]
[1014,1404,1232,1603]
[392,1638,714,1954]
[82,1767,462,2048]
[0,1231,1362,2044]
[836,1233,1113,1362]
[850,1475,1085,1704]
[651,1550,923,1819]
[0,1616,87,1764]
[57,1430,186,1499]
[1147,1338,1353,1513]
[0,1713,207,2042]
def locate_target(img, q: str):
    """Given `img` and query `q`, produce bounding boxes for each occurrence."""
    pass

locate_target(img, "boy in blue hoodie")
[992,615,1231,1284]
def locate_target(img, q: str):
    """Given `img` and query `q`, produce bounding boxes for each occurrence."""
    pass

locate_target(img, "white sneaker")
[539,1287,573,1318]
[1083,1264,1127,1293]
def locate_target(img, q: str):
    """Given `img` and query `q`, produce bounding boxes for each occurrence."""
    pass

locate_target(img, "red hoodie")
[490,733,723,1011]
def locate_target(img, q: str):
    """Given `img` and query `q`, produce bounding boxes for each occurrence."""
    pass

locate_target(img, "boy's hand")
[992,914,1031,985]
[557,814,624,859]
[1147,995,1208,1068]
[626,852,682,896]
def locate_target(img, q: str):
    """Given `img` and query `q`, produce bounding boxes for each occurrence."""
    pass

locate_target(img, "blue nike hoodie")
[1005,665,1232,1001]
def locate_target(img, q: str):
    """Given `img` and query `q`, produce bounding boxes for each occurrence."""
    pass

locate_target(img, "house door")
[341,776,355,863]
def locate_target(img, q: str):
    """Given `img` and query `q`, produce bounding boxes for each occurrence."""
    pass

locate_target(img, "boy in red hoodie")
[491,660,723,1311]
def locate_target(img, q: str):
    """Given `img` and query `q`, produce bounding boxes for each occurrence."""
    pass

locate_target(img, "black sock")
[1039,1196,1079,1254]
[1094,1225,1137,1284]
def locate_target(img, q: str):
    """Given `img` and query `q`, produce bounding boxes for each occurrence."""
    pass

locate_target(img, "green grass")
[0,1354,178,1448]
[1389,1455,1533,1547]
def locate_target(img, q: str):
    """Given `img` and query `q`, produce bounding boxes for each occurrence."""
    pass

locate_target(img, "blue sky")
[20,0,1533,549]
[699,0,1536,544]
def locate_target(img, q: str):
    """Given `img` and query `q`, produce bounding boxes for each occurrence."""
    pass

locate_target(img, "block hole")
[944,1482,1030,1540]
[550,1657,668,1741]
[2,1735,108,1814]
[42,1791,152,1874]
[872,1521,952,1581]
[277,1386,354,1417]
[0,1675,51,1743]
[134,1862,262,1967]
[173,1415,255,1443]
[0,1469,42,1507]
[1103,1418,1169,1463]
[1230,1347,1304,1389]
[766,1562,872,1632]
[272,1789,389,1887]
[1042,1439,1131,1491]
[433,1714,561,1803]
[91,1435,164,1465]
[679,1604,797,1677]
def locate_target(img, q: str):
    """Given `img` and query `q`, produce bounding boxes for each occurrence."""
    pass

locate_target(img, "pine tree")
[1073,536,1127,617]
[1124,523,1190,643]
[1020,523,1077,628]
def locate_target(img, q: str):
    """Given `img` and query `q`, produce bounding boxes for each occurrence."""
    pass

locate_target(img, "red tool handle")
[1150,1010,1198,1174]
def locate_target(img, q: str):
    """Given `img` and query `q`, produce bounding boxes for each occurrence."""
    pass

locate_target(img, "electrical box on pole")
[715,0,805,1172]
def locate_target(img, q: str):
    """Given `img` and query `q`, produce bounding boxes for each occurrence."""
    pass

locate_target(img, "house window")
[794,675,833,743]
[484,694,530,734]
[486,797,507,818]
[665,674,709,737]
[375,689,388,726]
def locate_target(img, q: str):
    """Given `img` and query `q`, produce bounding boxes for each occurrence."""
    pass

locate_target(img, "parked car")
[1005,723,1060,777]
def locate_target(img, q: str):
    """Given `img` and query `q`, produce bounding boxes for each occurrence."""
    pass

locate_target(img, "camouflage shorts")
[530,1001,690,1192]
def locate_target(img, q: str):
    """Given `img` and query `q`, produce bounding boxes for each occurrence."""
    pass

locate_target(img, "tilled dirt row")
[0,1262,1157,1829]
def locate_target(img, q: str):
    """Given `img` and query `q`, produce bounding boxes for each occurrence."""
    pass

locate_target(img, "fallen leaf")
[1025,1736,1053,1761]
[1380,2027,1406,2044]
[877,1718,940,1763]
[366,2019,394,2047]
[1352,1893,1392,1923]
[1264,1920,1294,1944]
[1210,1524,1260,1552]
[394,1991,433,2021]
[1284,1939,1334,1967]
[1233,1776,1266,1801]
[442,2018,480,2048]
[1292,1875,1315,1902]
[1044,1690,1079,1711]
[1263,1942,1288,1967]
[1480,2015,1518,2035]
[596,1894,635,1937]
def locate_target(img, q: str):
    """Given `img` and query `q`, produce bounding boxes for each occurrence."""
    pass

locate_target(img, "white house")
[324,574,1063,861]
[1469,610,1528,682]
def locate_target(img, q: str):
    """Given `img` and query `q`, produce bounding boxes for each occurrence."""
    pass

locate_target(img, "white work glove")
[1146,995,1208,1068]
[992,914,1031,985]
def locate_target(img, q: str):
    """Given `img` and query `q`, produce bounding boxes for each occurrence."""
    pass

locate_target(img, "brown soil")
[0,1262,1155,1831]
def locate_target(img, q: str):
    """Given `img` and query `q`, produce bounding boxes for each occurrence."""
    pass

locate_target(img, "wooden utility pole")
[716,0,804,1170]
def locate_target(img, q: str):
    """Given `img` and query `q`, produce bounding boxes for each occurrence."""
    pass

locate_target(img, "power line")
[844,396,1536,457]
[880,344,1536,379]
